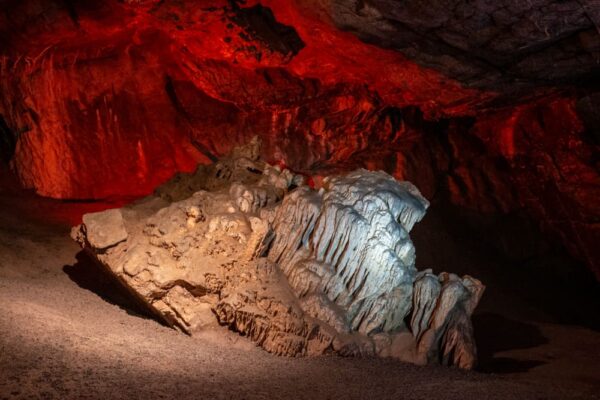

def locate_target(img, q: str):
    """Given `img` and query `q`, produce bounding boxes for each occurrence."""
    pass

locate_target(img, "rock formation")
[2,0,598,281]
[72,139,484,369]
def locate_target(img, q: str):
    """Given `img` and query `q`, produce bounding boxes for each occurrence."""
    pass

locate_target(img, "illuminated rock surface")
[73,139,484,368]
[1,0,597,281]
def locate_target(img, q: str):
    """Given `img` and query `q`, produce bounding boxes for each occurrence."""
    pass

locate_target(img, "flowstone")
[72,138,484,369]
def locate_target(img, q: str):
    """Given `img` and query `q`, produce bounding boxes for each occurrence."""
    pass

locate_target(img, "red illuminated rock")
[0,0,489,201]
[471,97,600,279]
[0,0,598,279]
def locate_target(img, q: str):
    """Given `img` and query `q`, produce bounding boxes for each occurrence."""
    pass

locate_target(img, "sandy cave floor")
[0,191,599,400]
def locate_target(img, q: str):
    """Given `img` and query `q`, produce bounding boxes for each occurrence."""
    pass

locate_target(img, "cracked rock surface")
[329,0,600,89]
[73,139,484,368]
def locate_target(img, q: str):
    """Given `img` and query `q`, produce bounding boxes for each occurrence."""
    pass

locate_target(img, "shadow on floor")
[412,203,600,331]
[63,250,155,320]
[474,312,548,373]
[64,252,549,375]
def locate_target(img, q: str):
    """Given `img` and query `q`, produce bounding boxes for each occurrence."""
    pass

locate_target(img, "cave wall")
[0,0,485,198]
[0,0,598,279]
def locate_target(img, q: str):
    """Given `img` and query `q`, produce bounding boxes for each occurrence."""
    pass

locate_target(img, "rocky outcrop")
[72,140,484,368]
[267,171,484,367]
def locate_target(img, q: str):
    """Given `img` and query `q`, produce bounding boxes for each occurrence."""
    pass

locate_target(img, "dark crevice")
[63,0,80,27]
[0,115,17,165]
[230,4,305,57]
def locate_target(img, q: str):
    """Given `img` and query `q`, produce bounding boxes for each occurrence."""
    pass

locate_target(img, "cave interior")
[0,0,599,399]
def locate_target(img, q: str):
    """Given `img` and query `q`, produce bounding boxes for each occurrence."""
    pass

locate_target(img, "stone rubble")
[72,138,485,369]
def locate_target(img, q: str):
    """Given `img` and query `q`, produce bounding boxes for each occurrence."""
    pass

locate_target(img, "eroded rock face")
[330,0,600,89]
[72,139,484,368]
[269,170,429,336]
[2,0,597,282]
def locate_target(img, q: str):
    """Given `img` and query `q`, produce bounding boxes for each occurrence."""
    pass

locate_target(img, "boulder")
[80,209,128,250]
[72,138,484,368]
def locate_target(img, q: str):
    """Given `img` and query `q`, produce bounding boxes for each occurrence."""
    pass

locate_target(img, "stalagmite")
[72,138,484,368]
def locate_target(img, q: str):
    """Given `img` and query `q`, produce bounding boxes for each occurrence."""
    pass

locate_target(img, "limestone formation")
[72,138,484,369]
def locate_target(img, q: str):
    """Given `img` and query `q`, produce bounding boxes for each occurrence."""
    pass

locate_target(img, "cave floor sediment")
[0,192,598,400]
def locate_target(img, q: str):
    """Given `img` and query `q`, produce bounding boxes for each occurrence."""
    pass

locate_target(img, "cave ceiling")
[326,0,600,90]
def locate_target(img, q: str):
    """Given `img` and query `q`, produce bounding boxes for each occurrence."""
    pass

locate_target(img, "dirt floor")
[0,190,599,400]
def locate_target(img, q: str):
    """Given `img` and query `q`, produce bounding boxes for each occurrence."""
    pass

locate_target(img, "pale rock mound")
[269,171,428,337]
[72,138,484,369]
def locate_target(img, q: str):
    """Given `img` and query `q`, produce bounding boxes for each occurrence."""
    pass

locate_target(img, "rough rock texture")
[330,0,600,89]
[1,1,598,280]
[269,171,429,336]
[81,209,129,250]
[0,0,485,200]
[470,97,600,279]
[72,140,484,368]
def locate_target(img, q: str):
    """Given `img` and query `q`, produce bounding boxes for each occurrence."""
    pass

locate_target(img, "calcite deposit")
[73,139,484,369]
